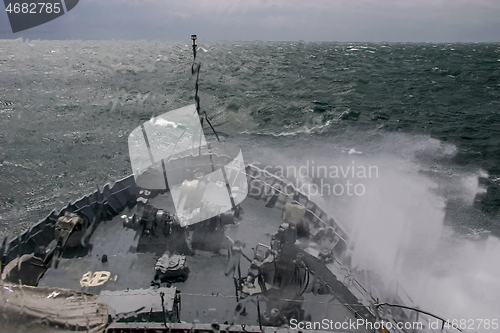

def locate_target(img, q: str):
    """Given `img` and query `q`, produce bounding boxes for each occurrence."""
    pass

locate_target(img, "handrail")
[376,303,466,333]
[245,164,348,244]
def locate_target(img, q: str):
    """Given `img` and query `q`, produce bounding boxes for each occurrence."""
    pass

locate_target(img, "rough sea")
[1,39,499,329]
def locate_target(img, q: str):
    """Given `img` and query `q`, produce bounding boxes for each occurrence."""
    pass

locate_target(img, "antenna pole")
[189,35,238,216]
[191,35,201,116]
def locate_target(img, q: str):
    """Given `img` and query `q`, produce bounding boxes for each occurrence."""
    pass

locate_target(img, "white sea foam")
[240,131,500,332]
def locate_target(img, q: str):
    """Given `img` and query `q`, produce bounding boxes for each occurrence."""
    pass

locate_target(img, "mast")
[190,35,238,216]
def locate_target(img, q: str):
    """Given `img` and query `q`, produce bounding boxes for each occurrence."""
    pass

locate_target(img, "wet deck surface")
[39,194,372,331]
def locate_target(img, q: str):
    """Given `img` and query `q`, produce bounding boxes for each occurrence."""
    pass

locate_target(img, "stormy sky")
[0,0,499,42]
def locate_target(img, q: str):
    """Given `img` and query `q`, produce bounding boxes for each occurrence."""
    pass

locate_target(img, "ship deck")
[39,191,373,331]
